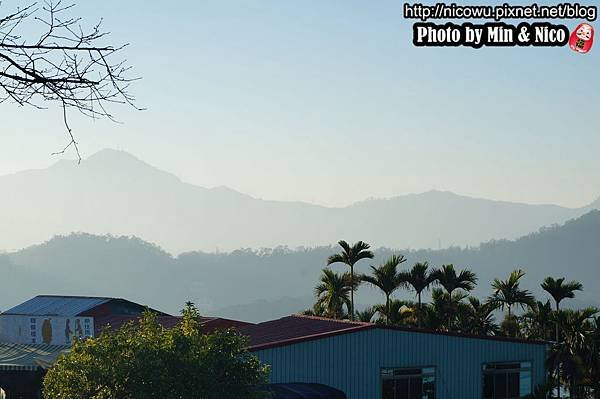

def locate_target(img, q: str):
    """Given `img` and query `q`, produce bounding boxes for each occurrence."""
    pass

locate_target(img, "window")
[381,367,435,399]
[482,362,532,399]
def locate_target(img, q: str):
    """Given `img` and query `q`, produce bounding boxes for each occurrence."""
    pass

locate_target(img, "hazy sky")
[1,0,598,208]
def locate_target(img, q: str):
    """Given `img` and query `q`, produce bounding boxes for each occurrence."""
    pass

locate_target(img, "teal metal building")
[243,315,548,399]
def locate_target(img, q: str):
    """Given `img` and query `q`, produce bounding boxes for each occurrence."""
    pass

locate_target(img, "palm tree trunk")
[556,301,561,399]
[350,265,354,321]
[555,302,560,342]
[386,294,390,325]
[418,291,422,328]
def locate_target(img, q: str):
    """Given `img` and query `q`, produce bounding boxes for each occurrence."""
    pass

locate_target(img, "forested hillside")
[2,211,598,321]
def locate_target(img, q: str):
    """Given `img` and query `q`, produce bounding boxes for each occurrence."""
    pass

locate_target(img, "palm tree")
[433,265,477,329]
[327,240,374,320]
[541,277,584,399]
[489,269,535,319]
[361,255,407,324]
[434,264,477,295]
[522,300,555,341]
[374,299,415,326]
[458,297,498,336]
[550,308,598,398]
[404,261,438,327]
[427,287,469,331]
[355,306,377,323]
[542,277,583,341]
[587,316,600,399]
[301,302,326,317]
[314,268,352,319]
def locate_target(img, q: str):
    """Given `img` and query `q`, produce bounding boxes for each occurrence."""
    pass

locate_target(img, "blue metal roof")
[2,295,113,317]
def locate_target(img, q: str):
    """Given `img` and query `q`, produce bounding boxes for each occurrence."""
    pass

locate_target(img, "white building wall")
[0,315,94,345]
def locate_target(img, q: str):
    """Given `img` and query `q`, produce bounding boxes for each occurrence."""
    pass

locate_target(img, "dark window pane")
[507,372,519,398]
[495,373,507,399]
[409,377,422,399]
[382,379,395,399]
[483,373,494,399]
[396,378,409,399]
[395,369,422,376]
[495,363,521,370]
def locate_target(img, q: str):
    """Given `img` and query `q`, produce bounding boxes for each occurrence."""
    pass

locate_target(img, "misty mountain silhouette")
[0,148,597,253]
[2,211,599,322]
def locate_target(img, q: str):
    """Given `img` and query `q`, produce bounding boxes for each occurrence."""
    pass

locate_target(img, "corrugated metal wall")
[253,329,547,399]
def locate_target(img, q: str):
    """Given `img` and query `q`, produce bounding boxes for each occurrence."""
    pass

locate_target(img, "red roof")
[240,314,371,350]
[201,317,254,333]
[94,315,253,336]
[241,314,548,351]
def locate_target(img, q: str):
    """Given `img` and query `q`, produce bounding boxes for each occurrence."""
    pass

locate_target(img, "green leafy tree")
[403,261,438,327]
[587,316,600,398]
[548,308,598,399]
[43,305,269,399]
[327,240,374,320]
[424,288,468,331]
[374,299,415,326]
[522,300,555,341]
[355,306,377,323]
[361,255,407,324]
[542,277,583,341]
[457,297,498,336]
[489,269,535,319]
[434,264,477,295]
[314,268,353,319]
[433,265,476,329]
[541,277,582,399]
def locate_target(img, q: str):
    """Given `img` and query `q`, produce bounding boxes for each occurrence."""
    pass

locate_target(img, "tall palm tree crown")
[327,240,374,320]
[458,297,499,336]
[542,277,583,311]
[434,264,477,295]
[404,262,438,327]
[314,268,352,320]
[541,277,583,399]
[489,269,535,317]
[361,255,407,324]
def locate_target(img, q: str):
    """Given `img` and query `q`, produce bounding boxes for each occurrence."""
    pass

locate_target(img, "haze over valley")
[1,210,599,322]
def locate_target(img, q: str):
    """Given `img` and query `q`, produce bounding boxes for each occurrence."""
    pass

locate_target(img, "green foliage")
[361,255,407,324]
[43,305,269,399]
[433,264,477,295]
[313,237,600,396]
[403,262,438,327]
[314,268,352,319]
[355,306,377,323]
[489,269,535,320]
[542,277,583,311]
[327,240,374,320]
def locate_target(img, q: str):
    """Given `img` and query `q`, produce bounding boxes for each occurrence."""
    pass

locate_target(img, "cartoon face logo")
[569,23,594,54]
[576,24,593,40]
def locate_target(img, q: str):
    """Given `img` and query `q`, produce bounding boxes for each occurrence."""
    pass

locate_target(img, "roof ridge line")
[290,313,372,326]
[248,323,374,351]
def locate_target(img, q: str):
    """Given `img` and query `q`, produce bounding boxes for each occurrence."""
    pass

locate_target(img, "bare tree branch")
[0,0,141,162]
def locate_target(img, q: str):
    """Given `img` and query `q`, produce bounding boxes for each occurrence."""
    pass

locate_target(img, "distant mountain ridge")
[2,211,599,322]
[0,149,597,253]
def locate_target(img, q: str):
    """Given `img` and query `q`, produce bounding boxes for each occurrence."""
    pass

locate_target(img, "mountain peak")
[86,148,148,166]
